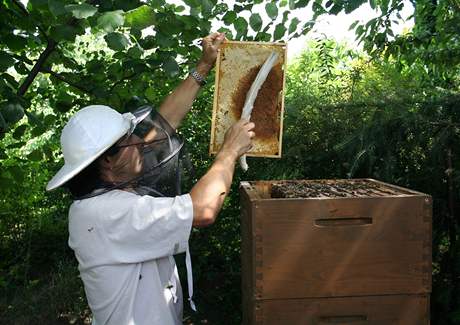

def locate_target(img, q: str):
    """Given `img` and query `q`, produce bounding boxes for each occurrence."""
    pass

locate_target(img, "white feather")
[239,51,279,171]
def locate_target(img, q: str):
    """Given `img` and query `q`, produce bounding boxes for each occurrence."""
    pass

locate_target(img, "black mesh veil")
[75,106,193,200]
[132,106,187,197]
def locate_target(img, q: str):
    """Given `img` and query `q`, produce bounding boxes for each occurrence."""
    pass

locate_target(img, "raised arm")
[158,32,226,129]
[190,119,255,227]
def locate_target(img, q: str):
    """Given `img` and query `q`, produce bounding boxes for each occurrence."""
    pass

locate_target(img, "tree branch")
[40,67,92,95]
[17,39,56,96]
[10,0,58,97]
[109,73,137,91]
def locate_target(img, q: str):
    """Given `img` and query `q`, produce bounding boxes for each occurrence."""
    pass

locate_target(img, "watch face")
[191,70,206,85]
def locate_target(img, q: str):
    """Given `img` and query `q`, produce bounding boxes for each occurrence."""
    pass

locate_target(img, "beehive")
[240,179,432,325]
[210,41,287,157]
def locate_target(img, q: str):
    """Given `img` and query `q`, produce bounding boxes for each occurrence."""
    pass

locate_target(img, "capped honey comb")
[210,41,287,157]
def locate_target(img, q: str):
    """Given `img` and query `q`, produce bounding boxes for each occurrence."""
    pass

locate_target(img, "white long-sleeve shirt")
[68,190,193,325]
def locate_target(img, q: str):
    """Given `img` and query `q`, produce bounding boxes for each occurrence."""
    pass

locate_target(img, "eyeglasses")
[106,119,174,157]
[105,136,169,156]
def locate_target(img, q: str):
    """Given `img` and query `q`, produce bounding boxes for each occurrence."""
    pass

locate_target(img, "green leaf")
[256,32,271,42]
[105,32,129,51]
[0,149,7,160]
[29,0,47,10]
[281,10,290,24]
[65,3,97,19]
[14,62,29,75]
[0,102,24,125]
[329,3,342,14]
[288,17,300,34]
[49,24,82,42]
[2,73,18,88]
[274,23,287,40]
[183,0,200,7]
[8,166,24,182]
[249,13,263,32]
[312,1,326,16]
[43,114,56,127]
[199,20,212,34]
[213,3,228,15]
[55,89,74,112]
[190,6,200,17]
[124,5,157,30]
[13,124,27,140]
[28,149,43,162]
[234,17,248,36]
[162,57,180,78]
[157,32,177,48]
[6,141,25,149]
[0,174,13,187]
[217,27,233,38]
[97,10,125,33]
[48,0,66,16]
[3,34,28,52]
[349,20,359,31]
[356,25,365,38]
[175,5,185,12]
[265,3,278,20]
[202,0,213,17]
[294,0,310,8]
[344,0,366,13]
[139,35,157,49]
[144,87,157,102]
[223,11,236,25]
[0,52,15,72]
[127,44,143,58]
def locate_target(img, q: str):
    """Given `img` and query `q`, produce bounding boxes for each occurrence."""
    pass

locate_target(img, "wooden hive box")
[240,179,432,325]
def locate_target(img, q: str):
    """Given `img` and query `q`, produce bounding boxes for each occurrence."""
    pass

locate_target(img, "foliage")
[0,0,314,323]
[1,0,460,324]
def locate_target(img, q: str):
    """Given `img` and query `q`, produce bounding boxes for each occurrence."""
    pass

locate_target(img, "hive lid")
[210,41,287,157]
[241,179,430,199]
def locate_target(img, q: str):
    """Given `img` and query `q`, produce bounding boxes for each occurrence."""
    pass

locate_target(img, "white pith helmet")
[46,105,151,191]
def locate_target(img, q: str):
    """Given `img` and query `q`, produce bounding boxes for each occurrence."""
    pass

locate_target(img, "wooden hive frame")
[210,41,288,158]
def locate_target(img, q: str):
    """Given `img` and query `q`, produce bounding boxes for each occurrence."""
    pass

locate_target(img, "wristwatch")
[189,68,207,86]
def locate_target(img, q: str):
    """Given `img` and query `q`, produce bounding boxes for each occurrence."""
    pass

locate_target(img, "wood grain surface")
[240,179,432,324]
[253,294,430,325]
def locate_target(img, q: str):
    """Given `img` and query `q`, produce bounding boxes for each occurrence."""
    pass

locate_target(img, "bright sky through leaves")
[168,0,414,61]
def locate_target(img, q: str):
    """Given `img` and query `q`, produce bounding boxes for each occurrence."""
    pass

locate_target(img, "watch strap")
[190,68,207,86]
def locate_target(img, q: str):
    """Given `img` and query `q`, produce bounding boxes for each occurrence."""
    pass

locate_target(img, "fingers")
[239,121,256,141]
[206,32,220,41]
[234,119,255,131]
[202,32,226,47]
[214,33,226,47]
[244,121,255,131]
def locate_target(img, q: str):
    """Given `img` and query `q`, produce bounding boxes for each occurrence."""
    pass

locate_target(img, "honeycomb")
[210,41,287,157]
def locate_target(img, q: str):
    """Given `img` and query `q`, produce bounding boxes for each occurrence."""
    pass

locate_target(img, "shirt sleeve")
[98,192,193,264]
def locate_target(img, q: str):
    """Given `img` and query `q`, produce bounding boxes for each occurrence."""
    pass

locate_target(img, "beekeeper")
[46,32,255,325]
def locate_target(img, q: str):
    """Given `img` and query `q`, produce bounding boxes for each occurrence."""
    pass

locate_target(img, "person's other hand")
[199,32,226,69]
[219,119,255,160]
